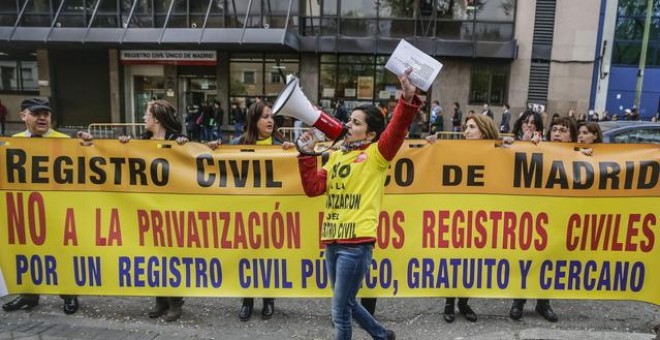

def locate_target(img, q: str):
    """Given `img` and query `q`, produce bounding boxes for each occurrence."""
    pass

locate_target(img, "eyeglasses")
[551,126,569,133]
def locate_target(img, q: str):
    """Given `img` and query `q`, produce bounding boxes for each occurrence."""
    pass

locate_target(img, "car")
[597,121,660,144]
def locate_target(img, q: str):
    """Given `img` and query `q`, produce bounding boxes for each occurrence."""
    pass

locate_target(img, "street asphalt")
[1,295,658,339]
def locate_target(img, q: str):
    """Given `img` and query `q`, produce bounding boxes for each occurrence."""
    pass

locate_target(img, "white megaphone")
[272,76,347,143]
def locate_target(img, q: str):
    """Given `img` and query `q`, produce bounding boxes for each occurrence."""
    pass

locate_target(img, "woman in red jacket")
[296,68,419,340]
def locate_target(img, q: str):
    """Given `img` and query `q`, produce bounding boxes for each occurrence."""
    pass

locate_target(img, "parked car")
[598,121,660,144]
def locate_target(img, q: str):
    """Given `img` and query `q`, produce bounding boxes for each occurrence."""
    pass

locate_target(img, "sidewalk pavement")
[1,295,658,339]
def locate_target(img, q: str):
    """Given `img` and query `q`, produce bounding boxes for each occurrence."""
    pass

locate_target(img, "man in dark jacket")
[451,102,463,139]
[482,103,494,120]
[500,103,511,133]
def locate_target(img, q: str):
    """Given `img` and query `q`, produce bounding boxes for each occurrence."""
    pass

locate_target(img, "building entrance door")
[182,77,217,109]
[133,76,166,123]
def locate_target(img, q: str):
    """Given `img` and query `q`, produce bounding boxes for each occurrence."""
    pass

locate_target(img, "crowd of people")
[0,77,653,339]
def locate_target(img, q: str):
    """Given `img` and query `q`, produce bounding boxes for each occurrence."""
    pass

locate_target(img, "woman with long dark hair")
[230,100,293,321]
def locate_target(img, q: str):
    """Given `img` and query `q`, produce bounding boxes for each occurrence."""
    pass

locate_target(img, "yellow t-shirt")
[255,136,274,145]
[13,129,70,138]
[320,143,389,242]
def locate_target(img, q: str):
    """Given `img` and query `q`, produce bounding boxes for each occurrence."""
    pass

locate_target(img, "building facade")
[0,0,600,134]
[592,0,660,119]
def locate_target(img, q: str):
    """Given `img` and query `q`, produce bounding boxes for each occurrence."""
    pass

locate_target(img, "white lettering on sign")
[120,50,217,65]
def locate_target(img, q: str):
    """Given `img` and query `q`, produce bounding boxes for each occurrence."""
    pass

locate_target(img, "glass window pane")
[0,0,20,11]
[337,63,354,98]
[415,16,436,38]
[320,17,338,35]
[469,65,508,105]
[380,19,415,38]
[94,0,120,27]
[206,1,225,28]
[263,0,298,29]
[437,0,473,20]
[154,0,172,27]
[338,55,373,64]
[474,22,513,41]
[20,61,38,91]
[650,44,660,66]
[341,18,377,36]
[323,0,337,15]
[341,0,376,17]
[22,0,58,27]
[612,128,660,144]
[379,0,414,18]
[436,20,473,40]
[617,0,660,17]
[0,61,18,91]
[470,69,490,104]
[615,17,645,40]
[0,0,20,26]
[320,63,337,98]
[264,58,299,96]
[58,0,88,27]
[375,64,399,100]
[613,41,640,64]
[168,0,189,28]
[244,71,255,84]
[475,0,515,21]
[130,0,155,27]
[190,0,211,12]
[321,55,337,63]
[489,72,507,105]
[226,0,262,28]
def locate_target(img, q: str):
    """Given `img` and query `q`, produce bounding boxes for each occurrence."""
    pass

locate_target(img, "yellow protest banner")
[0,138,658,304]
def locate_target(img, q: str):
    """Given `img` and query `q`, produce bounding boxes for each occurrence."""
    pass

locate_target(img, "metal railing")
[278,128,514,142]
[87,123,145,139]
[278,127,310,142]
[431,132,515,140]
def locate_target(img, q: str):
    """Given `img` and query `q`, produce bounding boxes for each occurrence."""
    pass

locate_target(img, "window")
[610,127,660,144]
[229,54,299,107]
[243,71,256,84]
[269,71,281,84]
[613,0,660,66]
[0,60,38,92]
[469,65,509,105]
[319,54,401,110]
[0,0,19,26]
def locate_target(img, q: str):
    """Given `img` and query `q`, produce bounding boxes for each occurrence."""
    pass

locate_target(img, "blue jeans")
[325,243,388,340]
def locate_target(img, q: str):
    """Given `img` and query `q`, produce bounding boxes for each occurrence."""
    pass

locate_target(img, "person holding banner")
[511,108,544,144]
[425,114,499,323]
[2,98,79,315]
[510,119,579,324]
[546,116,578,143]
[296,68,420,340]
[120,99,188,321]
[577,122,603,156]
[221,100,293,321]
[577,122,602,144]
[510,116,579,322]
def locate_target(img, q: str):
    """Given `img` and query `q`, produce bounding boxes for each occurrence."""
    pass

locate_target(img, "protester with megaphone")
[296,68,420,340]
[271,76,347,155]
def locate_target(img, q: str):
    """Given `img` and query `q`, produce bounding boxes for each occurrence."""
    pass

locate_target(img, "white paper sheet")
[385,39,443,92]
